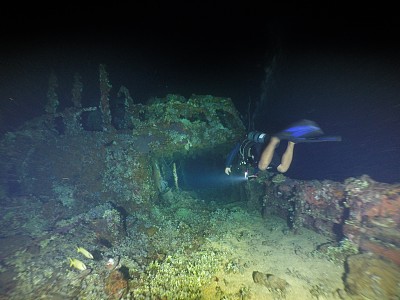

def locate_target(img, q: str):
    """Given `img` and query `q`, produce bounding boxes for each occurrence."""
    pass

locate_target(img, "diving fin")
[275,120,324,141]
[290,135,342,143]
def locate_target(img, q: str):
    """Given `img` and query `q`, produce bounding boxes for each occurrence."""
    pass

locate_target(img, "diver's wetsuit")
[225,138,280,174]
[226,121,342,177]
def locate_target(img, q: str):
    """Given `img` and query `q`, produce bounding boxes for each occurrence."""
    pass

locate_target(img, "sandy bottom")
[202,210,345,300]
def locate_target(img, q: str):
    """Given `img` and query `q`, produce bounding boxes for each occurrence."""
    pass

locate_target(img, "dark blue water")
[251,53,400,183]
[1,17,399,184]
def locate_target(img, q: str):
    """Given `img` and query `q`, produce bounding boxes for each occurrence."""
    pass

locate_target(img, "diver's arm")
[258,137,280,171]
[225,143,240,175]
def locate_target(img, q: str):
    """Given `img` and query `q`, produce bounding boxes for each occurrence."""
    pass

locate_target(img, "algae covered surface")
[0,86,392,299]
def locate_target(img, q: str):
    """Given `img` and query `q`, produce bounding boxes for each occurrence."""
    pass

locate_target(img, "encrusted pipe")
[173,162,179,190]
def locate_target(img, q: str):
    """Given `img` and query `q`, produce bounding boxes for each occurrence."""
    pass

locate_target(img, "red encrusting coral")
[261,174,400,266]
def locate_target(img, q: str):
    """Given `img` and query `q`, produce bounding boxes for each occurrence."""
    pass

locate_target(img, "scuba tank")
[247,131,269,143]
[239,131,269,166]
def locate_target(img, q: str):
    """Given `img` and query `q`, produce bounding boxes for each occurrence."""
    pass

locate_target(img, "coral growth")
[99,64,112,130]
[344,253,400,299]
[343,175,400,266]
[105,270,128,300]
[45,71,59,114]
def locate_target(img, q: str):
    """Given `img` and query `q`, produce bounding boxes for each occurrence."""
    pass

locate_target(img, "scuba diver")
[224,119,342,179]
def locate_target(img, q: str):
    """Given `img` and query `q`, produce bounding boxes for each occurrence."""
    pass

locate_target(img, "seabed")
[0,189,345,300]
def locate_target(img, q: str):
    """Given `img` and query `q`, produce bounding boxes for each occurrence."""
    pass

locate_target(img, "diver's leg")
[277,141,295,173]
[258,137,280,171]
